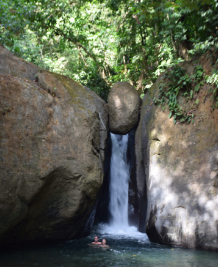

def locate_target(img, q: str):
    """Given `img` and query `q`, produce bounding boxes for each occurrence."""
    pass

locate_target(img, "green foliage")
[153,56,218,124]
[1,0,218,101]
[205,71,218,108]
[154,66,193,124]
[0,1,115,100]
[194,66,204,81]
[79,69,110,101]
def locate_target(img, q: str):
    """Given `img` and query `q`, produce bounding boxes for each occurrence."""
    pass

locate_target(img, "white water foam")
[97,223,148,241]
[98,133,149,243]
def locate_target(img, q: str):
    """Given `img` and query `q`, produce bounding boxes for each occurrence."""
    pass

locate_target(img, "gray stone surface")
[0,46,108,245]
[135,65,218,251]
[108,82,140,134]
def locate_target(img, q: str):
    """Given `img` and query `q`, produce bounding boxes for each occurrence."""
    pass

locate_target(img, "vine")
[153,56,218,125]
[205,71,218,109]
[153,64,205,124]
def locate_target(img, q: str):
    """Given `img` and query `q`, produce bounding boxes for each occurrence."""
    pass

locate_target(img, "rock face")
[136,59,218,250]
[127,129,138,226]
[108,82,140,134]
[0,45,108,245]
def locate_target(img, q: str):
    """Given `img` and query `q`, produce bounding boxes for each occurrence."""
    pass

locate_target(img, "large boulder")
[108,82,140,134]
[136,58,218,251]
[0,45,108,245]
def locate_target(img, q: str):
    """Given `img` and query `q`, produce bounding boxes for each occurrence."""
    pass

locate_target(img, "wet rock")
[108,82,140,134]
[135,58,218,251]
[127,129,138,226]
[0,46,108,245]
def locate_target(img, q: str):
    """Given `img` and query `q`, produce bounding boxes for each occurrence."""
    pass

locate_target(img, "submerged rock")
[108,82,140,134]
[135,58,218,251]
[0,45,108,245]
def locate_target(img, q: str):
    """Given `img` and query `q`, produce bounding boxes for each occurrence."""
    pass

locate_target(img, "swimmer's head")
[94,236,99,242]
[102,238,107,245]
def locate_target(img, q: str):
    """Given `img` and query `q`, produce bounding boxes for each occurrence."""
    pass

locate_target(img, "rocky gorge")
[1,45,218,252]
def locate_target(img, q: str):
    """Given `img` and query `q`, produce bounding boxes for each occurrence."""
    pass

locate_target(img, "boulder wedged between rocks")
[0,45,108,246]
[108,82,140,135]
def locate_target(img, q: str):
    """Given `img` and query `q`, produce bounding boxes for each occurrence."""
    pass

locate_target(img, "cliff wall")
[136,55,218,250]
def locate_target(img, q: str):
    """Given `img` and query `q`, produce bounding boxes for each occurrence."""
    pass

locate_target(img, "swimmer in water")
[90,235,101,246]
[100,238,109,248]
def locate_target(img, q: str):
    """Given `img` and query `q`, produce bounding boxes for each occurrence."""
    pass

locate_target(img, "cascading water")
[109,133,129,229]
[98,132,147,239]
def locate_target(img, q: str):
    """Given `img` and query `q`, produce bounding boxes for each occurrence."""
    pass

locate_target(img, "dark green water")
[0,228,218,267]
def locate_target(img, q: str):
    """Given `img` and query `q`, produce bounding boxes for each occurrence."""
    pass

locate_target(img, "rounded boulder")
[108,82,140,134]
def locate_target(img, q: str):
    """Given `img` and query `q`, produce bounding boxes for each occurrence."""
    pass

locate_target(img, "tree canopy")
[1,0,218,100]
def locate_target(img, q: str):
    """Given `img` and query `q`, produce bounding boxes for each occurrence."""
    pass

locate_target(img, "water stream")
[98,133,142,238]
[109,133,129,229]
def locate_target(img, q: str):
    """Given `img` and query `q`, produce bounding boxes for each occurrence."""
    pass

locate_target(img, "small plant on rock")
[153,66,193,124]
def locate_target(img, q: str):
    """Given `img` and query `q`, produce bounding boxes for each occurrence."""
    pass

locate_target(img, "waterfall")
[109,133,129,228]
[97,132,148,238]
[97,132,137,235]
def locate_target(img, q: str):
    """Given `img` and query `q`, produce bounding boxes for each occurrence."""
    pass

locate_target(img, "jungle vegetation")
[0,0,218,100]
